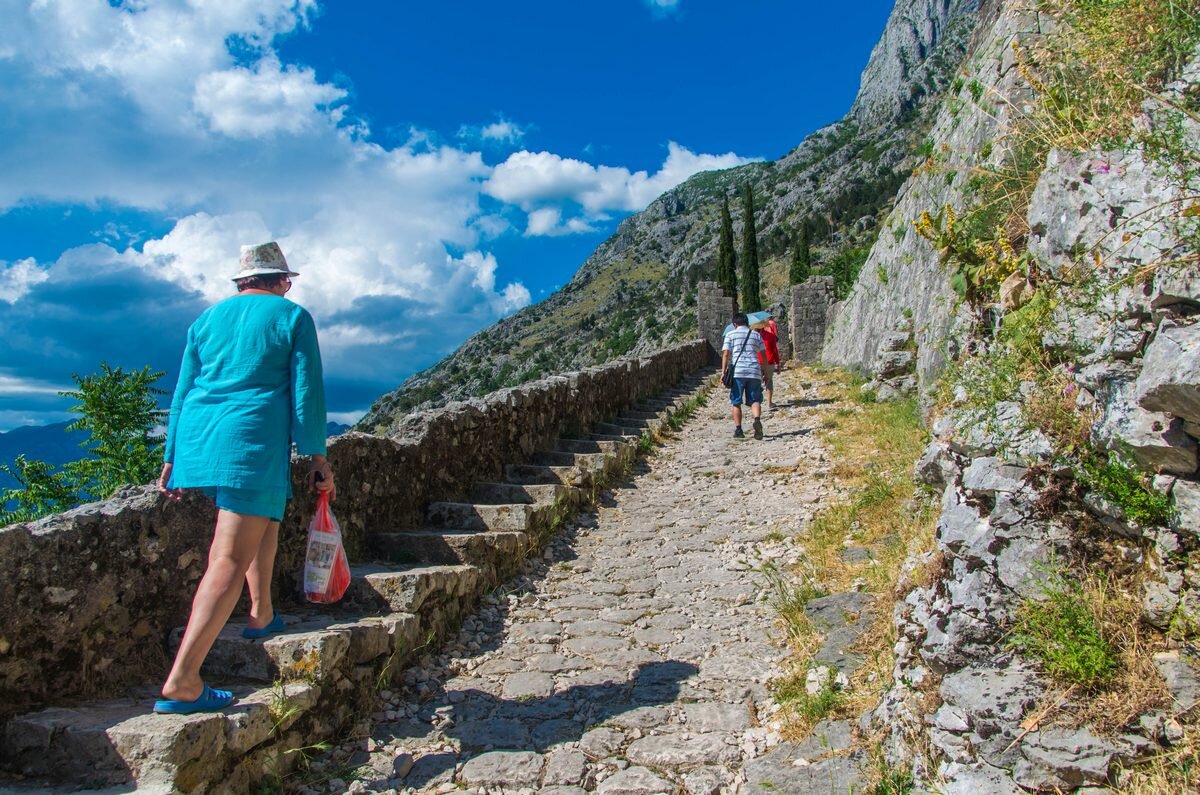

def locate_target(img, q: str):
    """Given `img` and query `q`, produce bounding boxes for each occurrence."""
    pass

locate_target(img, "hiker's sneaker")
[752,418,763,440]
[733,426,745,439]
[768,402,777,411]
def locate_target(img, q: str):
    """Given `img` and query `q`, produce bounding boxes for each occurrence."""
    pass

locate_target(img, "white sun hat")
[232,241,300,281]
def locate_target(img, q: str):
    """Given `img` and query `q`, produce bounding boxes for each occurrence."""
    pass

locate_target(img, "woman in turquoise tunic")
[154,242,336,714]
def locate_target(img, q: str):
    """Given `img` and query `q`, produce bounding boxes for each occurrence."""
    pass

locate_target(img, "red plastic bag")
[303,491,350,603]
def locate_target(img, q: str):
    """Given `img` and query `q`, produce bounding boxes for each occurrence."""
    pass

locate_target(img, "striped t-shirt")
[722,326,765,379]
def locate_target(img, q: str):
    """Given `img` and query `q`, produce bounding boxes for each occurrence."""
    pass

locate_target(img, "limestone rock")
[879,331,912,353]
[742,750,863,794]
[1028,147,1180,290]
[877,351,916,379]
[1151,263,1200,310]
[1138,321,1200,424]
[1094,376,1198,475]
[914,442,960,491]
[596,766,676,795]
[458,751,543,788]
[1144,570,1184,628]
[1153,651,1200,713]
[961,457,1027,496]
[1013,727,1129,790]
[1173,480,1200,538]
[625,733,739,768]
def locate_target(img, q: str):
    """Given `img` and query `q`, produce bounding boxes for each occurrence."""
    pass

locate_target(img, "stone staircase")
[0,369,713,794]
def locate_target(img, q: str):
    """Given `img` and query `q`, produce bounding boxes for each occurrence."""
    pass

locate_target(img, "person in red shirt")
[757,319,781,410]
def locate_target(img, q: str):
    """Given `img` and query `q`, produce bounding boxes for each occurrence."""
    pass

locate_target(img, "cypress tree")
[740,183,761,312]
[790,222,811,286]
[717,195,738,310]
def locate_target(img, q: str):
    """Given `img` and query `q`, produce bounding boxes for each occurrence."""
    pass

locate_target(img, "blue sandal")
[241,612,286,640]
[153,684,235,714]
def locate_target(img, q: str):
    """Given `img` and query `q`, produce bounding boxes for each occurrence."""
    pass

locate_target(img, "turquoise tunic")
[165,294,327,494]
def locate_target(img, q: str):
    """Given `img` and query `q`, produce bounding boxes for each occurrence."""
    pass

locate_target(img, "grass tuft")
[1010,572,1119,689]
[771,667,844,726]
[1077,451,1175,527]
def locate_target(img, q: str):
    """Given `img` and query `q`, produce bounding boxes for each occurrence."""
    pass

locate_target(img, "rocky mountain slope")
[807,0,1200,789]
[357,0,985,433]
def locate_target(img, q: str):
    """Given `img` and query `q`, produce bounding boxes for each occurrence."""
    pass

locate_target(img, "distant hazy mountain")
[0,421,89,493]
[2,421,353,495]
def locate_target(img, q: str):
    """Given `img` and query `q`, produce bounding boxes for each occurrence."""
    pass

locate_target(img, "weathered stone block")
[1138,321,1200,424]
[1095,376,1198,475]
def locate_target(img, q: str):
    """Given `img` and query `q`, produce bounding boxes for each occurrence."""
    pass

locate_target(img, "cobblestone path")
[327,370,837,794]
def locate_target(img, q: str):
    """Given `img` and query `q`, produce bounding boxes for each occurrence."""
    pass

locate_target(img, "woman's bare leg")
[245,520,280,629]
[161,510,271,701]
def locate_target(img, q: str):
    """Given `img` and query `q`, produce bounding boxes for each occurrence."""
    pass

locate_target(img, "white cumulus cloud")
[481,120,526,143]
[457,116,528,147]
[194,56,347,138]
[0,258,50,303]
[486,141,758,235]
[525,208,597,237]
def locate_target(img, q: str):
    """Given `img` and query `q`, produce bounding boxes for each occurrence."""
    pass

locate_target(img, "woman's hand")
[307,455,336,501]
[158,463,182,502]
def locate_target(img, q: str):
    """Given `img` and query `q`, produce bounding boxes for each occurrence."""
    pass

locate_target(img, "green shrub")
[636,433,655,455]
[870,764,914,795]
[1078,451,1175,527]
[1010,573,1118,689]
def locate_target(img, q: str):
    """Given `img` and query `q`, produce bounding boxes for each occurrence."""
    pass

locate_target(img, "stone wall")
[790,276,837,364]
[696,281,734,362]
[0,340,708,719]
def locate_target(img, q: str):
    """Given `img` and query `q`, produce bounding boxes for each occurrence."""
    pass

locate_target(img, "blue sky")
[0,0,895,429]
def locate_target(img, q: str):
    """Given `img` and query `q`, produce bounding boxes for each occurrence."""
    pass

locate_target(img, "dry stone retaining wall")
[0,340,708,720]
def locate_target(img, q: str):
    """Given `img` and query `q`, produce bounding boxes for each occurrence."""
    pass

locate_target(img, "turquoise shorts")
[201,486,289,522]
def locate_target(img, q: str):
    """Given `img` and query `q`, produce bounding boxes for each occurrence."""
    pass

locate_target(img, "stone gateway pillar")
[696,281,735,363]
[790,276,837,364]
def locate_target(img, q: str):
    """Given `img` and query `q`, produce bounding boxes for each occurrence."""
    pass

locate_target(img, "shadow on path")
[370,660,700,788]
[763,428,814,441]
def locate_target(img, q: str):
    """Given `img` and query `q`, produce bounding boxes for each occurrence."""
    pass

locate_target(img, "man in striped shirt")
[721,312,766,439]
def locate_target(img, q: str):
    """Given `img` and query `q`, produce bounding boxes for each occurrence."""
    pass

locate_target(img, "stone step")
[592,422,641,438]
[468,482,569,505]
[169,612,420,685]
[556,437,623,455]
[621,409,663,421]
[531,450,608,470]
[345,563,486,615]
[611,416,653,430]
[588,432,634,444]
[1,681,319,791]
[504,462,589,487]
[427,501,532,532]
[372,529,529,570]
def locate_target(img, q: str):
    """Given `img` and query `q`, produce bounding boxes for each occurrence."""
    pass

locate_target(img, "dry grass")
[768,367,937,739]
[1121,724,1200,794]
[1013,569,1170,733]
[1031,0,1199,151]
[805,370,937,595]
